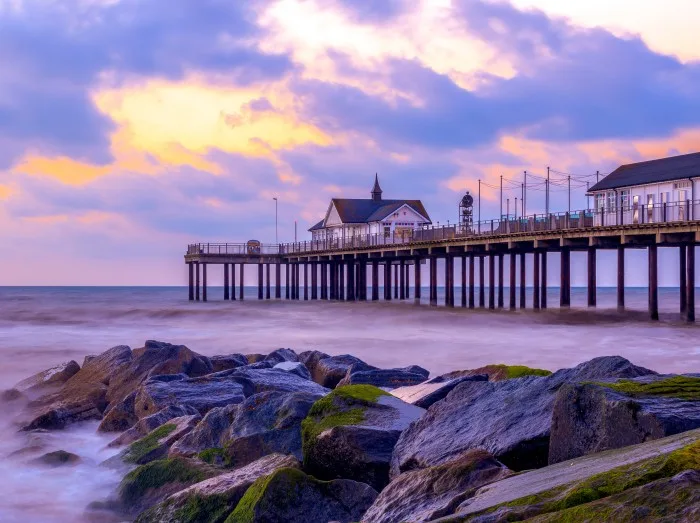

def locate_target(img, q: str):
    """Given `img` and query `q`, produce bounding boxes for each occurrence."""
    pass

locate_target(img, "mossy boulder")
[227,467,377,523]
[119,415,200,465]
[362,450,511,523]
[118,457,218,516]
[550,375,700,464]
[336,365,430,389]
[302,384,424,490]
[442,364,553,382]
[135,453,299,523]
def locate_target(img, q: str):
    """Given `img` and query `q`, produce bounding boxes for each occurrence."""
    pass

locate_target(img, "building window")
[606,191,616,212]
[384,226,391,238]
[620,190,630,209]
[595,193,605,211]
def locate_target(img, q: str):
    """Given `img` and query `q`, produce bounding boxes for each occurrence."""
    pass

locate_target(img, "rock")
[214,366,330,397]
[362,450,511,523]
[14,361,81,394]
[22,345,133,430]
[440,428,700,522]
[244,353,266,364]
[302,384,424,490]
[441,364,552,382]
[264,348,299,363]
[312,354,376,388]
[172,391,323,468]
[99,391,138,432]
[228,467,377,523]
[298,350,331,373]
[210,354,249,372]
[391,375,488,409]
[273,361,312,380]
[337,366,430,389]
[134,374,246,419]
[135,454,299,523]
[118,415,201,465]
[109,405,201,447]
[391,356,657,475]
[31,450,81,467]
[118,457,218,516]
[549,374,700,464]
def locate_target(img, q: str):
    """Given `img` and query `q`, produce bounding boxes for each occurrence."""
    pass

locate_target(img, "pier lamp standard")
[273,197,278,244]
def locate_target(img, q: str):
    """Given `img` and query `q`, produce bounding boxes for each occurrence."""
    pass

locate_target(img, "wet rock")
[31,450,81,467]
[441,364,553,382]
[214,366,329,397]
[14,360,81,394]
[273,361,312,380]
[302,384,424,491]
[109,405,201,447]
[362,450,511,523]
[99,391,138,432]
[391,375,488,409]
[264,348,299,363]
[549,374,700,464]
[134,374,246,419]
[312,354,377,388]
[391,356,657,475]
[244,353,266,364]
[117,415,201,465]
[298,350,331,376]
[228,467,377,523]
[337,366,430,389]
[210,354,248,372]
[135,454,299,523]
[168,404,238,458]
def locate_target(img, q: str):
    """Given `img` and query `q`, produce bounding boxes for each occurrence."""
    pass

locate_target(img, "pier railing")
[188,200,700,256]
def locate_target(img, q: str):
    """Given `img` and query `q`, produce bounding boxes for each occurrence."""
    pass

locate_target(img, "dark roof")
[308,219,325,232]
[589,152,700,192]
[331,198,431,224]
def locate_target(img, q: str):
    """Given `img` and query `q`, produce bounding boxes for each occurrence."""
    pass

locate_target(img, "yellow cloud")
[0,184,13,200]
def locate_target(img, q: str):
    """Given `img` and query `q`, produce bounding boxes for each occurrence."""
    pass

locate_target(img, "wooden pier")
[185,202,700,322]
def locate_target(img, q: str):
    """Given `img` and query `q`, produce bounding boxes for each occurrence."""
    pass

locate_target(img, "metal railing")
[189,200,700,256]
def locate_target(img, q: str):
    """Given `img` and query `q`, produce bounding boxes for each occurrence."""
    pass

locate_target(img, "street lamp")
[273,197,278,244]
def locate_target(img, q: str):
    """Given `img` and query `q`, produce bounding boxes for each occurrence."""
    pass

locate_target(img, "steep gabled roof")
[330,198,431,224]
[589,152,700,192]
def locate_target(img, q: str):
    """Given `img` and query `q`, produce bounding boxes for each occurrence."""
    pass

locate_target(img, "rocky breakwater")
[2,343,699,522]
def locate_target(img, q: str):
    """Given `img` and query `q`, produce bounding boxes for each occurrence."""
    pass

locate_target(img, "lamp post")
[273,197,278,244]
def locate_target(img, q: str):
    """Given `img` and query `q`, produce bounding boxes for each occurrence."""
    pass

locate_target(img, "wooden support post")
[231,263,236,301]
[488,254,495,310]
[290,264,296,300]
[188,263,194,301]
[533,252,540,309]
[509,253,516,310]
[468,255,475,309]
[461,256,467,307]
[296,264,301,300]
[446,255,454,307]
[394,264,399,299]
[359,260,367,301]
[498,254,504,308]
[430,257,438,306]
[372,261,379,301]
[203,263,208,302]
[304,263,309,301]
[385,261,393,301]
[224,263,230,300]
[560,248,570,308]
[479,256,485,308]
[275,263,281,299]
[540,252,547,309]
[347,261,355,301]
[266,263,271,300]
[239,264,244,300]
[519,252,526,308]
[321,263,328,300]
[339,263,345,300]
[588,247,597,307]
[400,260,406,300]
[258,264,264,300]
[355,263,360,300]
[285,264,290,299]
[195,262,200,301]
[680,244,687,315]
[649,244,658,320]
[404,262,410,299]
[414,257,422,304]
[311,263,318,300]
[617,246,625,311]
[687,244,695,322]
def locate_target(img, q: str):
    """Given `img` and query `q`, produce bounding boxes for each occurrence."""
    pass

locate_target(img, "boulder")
[337,366,430,389]
[392,356,657,475]
[311,354,376,388]
[244,353,267,364]
[441,364,552,382]
[135,454,299,523]
[298,350,331,376]
[439,428,700,522]
[22,345,133,430]
[99,391,138,432]
[31,450,81,467]
[118,415,201,465]
[302,384,424,491]
[210,354,249,372]
[264,348,299,363]
[273,361,312,380]
[213,367,329,397]
[134,374,246,419]
[391,375,488,409]
[168,403,238,458]
[109,405,201,447]
[228,467,377,523]
[14,361,81,394]
[549,374,700,464]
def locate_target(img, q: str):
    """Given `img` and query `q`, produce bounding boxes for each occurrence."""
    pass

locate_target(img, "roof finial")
[371,173,382,202]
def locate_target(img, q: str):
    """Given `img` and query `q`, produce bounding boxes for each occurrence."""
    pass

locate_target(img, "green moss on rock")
[593,376,700,400]
[503,365,552,379]
[119,457,211,506]
[172,493,233,523]
[225,469,282,523]
[198,447,227,466]
[123,423,176,464]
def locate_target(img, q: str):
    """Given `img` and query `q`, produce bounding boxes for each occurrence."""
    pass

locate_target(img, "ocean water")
[0,286,699,522]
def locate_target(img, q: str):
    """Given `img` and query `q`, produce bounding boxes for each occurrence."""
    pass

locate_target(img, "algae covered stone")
[227,467,377,523]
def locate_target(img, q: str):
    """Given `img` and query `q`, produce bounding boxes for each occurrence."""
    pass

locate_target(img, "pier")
[185,200,700,322]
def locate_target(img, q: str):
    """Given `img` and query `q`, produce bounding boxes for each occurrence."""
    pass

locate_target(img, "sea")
[0,286,699,522]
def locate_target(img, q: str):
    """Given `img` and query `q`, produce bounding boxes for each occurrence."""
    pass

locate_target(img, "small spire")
[371,173,382,202]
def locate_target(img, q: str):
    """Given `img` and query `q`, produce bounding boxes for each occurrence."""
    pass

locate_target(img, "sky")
[1,0,700,285]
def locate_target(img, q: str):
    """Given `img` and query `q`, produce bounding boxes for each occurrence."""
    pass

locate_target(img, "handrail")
[187,199,700,256]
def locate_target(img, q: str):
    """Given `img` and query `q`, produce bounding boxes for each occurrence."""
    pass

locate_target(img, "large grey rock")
[13,361,80,394]
[264,348,299,363]
[303,385,424,491]
[116,415,201,465]
[549,374,700,464]
[273,361,312,380]
[312,354,377,388]
[337,366,430,389]
[135,454,300,523]
[213,366,330,397]
[391,375,488,409]
[299,350,331,375]
[228,467,377,523]
[109,405,201,447]
[134,374,246,419]
[391,356,657,474]
[362,450,511,523]
[210,353,248,372]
